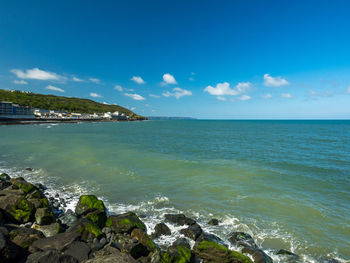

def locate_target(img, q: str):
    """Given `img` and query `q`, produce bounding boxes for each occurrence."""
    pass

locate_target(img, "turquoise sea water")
[0,120,349,262]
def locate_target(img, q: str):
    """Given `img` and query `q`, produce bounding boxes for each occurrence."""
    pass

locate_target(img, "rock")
[0,194,35,223]
[59,210,78,228]
[131,228,158,253]
[164,213,196,226]
[180,223,202,241]
[85,210,107,228]
[162,238,193,263]
[196,232,224,245]
[26,249,78,263]
[0,181,11,191]
[110,233,149,259]
[276,249,299,260]
[102,227,112,234]
[30,231,80,252]
[105,212,146,234]
[173,238,191,249]
[229,232,258,249]
[10,177,37,194]
[75,195,106,216]
[0,228,23,262]
[86,244,137,263]
[208,218,219,226]
[194,239,253,263]
[64,241,91,262]
[242,247,273,263]
[25,168,33,171]
[9,227,44,249]
[0,173,11,181]
[151,223,171,238]
[32,222,63,237]
[35,207,56,225]
[68,218,103,241]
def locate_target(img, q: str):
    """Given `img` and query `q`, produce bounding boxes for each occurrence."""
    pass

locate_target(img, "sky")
[1,0,350,119]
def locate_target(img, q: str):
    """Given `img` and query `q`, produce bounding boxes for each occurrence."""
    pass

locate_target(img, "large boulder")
[229,232,258,249]
[63,241,91,262]
[85,244,136,263]
[105,212,146,234]
[75,195,106,216]
[131,228,158,253]
[26,249,78,263]
[9,227,44,249]
[162,238,193,263]
[85,210,107,229]
[0,227,23,262]
[10,178,37,194]
[180,223,202,241]
[151,222,171,239]
[30,231,80,252]
[32,222,63,237]
[194,240,253,263]
[0,173,11,181]
[68,218,103,241]
[241,247,273,263]
[1,194,35,223]
[110,233,149,259]
[35,207,55,225]
[164,214,196,226]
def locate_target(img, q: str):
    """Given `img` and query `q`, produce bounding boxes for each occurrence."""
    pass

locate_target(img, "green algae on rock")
[105,211,146,234]
[75,195,106,216]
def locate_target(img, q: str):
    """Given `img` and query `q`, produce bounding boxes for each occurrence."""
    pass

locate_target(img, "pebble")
[100,237,107,246]
[102,227,112,234]
[55,193,59,198]
[131,238,138,243]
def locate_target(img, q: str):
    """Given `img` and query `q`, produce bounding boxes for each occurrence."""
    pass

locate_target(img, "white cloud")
[262,93,272,99]
[45,85,65,93]
[346,86,350,94]
[204,82,251,96]
[131,107,136,111]
[217,96,226,101]
[11,68,63,80]
[124,93,146,101]
[237,95,251,101]
[89,78,100,83]
[72,77,84,82]
[149,94,160,98]
[131,76,145,84]
[90,92,102,98]
[162,87,192,99]
[309,90,332,99]
[264,74,290,87]
[281,93,292,98]
[162,73,177,85]
[13,80,28,85]
[114,85,123,91]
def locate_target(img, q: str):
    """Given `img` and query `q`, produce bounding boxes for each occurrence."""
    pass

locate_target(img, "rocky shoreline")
[0,172,342,263]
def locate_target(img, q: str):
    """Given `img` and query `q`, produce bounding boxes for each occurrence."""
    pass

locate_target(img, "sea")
[0,120,349,262]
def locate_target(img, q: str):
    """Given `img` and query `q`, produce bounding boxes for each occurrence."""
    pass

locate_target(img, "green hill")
[0,89,146,120]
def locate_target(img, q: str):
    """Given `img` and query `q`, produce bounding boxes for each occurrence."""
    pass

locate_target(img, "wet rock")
[0,173,11,181]
[35,207,56,225]
[25,168,33,171]
[64,241,91,262]
[10,177,37,194]
[102,227,112,234]
[32,222,63,237]
[180,223,202,241]
[162,238,193,263]
[75,195,106,217]
[151,222,171,238]
[110,233,149,259]
[86,244,137,263]
[276,249,299,260]
[55,194,59,198]
[208,218,219,226]
[229,232,258,249]
[9,227,44,249]
[242,247,273,263]
[30,231,80,252]
[194,239,253,263]
[68,218,103,242]
[0,229,22,262]
[164,213,196,226]
[196,232,224,245]
[131,228,158,253]
[26,249,78,263]
[59,210,78,228]
[84,210,107,229]
[105,212,146,234]
[0,181,11,191]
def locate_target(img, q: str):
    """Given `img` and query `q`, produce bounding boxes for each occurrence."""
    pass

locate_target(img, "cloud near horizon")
[72,76,84,82]
[89,78,100,83]
[149,94,160,98]
[124,93,146,100]
[131,76,145,84]
[281,93,292,98]
[264,74,290,87]
[90,92,102,98]
[114,85,123,91]
[11,68,63,81]
[45,85,65,92]
[162,73,177,85]
[162,87,192,99]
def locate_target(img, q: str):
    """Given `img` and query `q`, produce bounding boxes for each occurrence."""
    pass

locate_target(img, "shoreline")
[0,168,345,263]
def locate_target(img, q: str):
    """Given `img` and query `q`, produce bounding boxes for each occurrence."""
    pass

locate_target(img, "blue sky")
[1,0,350,119]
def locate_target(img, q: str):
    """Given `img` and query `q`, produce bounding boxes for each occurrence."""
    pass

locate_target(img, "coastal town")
[0,100,128,121]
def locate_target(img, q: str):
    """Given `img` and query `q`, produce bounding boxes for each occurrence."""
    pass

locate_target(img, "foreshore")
[0,170,343,263]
